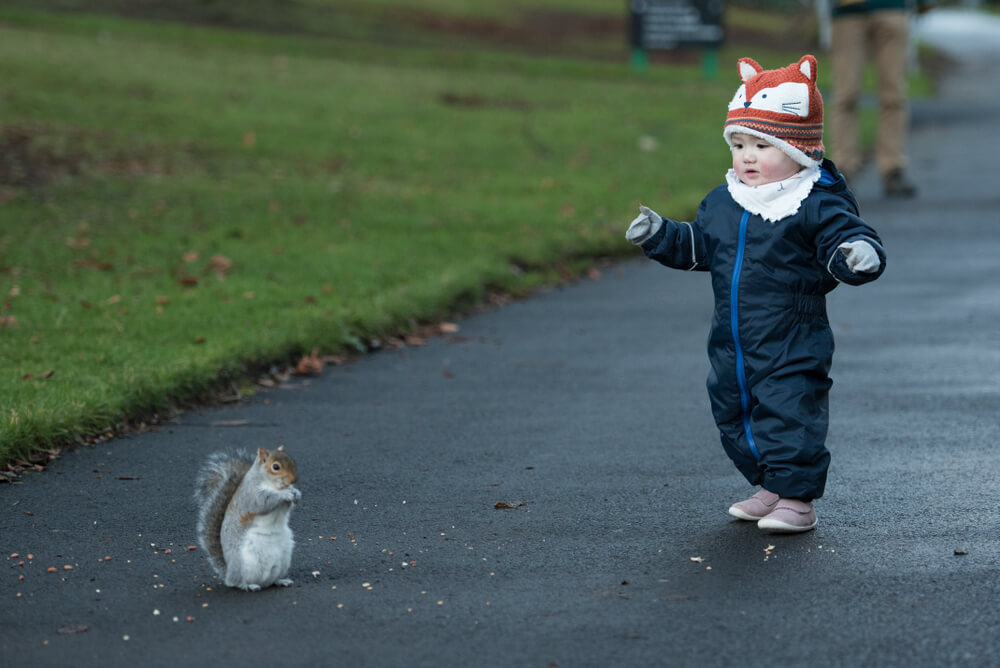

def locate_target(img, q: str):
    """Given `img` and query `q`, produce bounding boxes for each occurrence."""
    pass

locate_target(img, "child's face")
[730,133,803,186]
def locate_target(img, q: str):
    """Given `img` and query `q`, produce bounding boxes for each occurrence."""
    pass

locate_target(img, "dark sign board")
[629,0,725,50]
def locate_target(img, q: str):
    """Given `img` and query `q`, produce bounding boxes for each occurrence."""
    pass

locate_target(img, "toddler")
[626,55,886,533]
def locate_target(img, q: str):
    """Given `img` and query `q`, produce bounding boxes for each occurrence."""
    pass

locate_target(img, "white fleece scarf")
[726,163,822,223]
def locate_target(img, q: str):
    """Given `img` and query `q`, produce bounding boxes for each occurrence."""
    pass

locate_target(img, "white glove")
[625,205,663,245]
[838,240,880,273]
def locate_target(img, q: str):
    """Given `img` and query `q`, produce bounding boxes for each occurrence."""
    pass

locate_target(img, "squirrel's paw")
[244,584,262,592]
[276,578,293,587]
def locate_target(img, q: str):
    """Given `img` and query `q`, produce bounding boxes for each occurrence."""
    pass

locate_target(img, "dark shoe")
[883,169,917,198]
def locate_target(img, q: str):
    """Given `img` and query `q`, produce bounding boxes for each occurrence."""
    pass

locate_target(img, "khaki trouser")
[830,10,909,178]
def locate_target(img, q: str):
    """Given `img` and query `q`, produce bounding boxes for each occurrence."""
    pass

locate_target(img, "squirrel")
[194,445,301,591]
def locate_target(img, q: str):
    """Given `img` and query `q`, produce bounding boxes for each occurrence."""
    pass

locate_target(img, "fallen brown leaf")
[57,625,88,635]
[74,257,114,272]
[207,254,232,280]
[293,348,325,376]
[494,501,527,510]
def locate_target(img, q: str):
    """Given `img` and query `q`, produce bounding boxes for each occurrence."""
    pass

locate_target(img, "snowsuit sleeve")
[812,196,887,285]
[639,199,709,272]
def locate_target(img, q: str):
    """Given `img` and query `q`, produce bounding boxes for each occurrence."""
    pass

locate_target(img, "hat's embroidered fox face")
[727,56,816,119]
[723,54,825,165]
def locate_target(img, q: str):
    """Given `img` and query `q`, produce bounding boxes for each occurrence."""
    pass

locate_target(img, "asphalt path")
[4,17,1000,667]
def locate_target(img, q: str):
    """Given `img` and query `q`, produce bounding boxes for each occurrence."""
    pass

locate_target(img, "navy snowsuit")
[641,160,885,501]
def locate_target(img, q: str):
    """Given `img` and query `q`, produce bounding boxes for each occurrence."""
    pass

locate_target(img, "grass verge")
[0,2,929,469]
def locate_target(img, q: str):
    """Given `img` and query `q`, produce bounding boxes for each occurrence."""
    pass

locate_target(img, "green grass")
[0,2,926,466]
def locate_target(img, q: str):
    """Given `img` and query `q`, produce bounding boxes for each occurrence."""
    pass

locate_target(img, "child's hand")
[625,205,663,245]
[837,240,880,273]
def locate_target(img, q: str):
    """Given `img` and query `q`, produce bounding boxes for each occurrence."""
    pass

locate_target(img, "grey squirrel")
[194,445,301,591]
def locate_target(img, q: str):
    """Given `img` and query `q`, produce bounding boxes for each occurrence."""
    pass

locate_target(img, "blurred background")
[0,0,995,467]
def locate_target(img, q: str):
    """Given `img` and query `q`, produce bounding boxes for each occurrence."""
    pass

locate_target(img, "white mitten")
[838,240,880,273]
[625,205,663,245]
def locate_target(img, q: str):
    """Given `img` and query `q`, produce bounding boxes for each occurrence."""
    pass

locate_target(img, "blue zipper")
[730,210,761,462]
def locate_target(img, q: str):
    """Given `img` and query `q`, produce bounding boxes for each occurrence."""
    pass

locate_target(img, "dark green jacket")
[832,0,909,16]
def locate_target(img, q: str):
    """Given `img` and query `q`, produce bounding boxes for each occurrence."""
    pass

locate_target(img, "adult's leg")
[830,13,869,178]
[871,9,910,178]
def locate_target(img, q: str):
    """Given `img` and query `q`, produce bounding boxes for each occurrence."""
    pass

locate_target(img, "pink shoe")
[757,499,817,533]
[728,489,780,521]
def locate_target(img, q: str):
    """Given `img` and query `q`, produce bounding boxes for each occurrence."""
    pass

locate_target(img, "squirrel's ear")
[277,444,285,452]
[257,447,269,463]
[738,57,762,83]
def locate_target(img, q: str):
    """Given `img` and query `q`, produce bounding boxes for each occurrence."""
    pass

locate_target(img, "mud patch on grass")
[0,125,89,190]
[400,8,623,51]
[438,92,534,111]
[0,124,214,194]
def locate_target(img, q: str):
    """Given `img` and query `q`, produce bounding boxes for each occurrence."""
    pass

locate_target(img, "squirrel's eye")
[272,463,281,471]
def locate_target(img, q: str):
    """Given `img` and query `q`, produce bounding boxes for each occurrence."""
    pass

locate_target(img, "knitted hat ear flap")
[723,54,825,167]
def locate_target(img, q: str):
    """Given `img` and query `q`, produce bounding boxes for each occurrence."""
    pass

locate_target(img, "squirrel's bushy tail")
[194,450,251,577]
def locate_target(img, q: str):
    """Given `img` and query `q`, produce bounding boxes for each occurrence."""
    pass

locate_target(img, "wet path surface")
[4,14,1000,667]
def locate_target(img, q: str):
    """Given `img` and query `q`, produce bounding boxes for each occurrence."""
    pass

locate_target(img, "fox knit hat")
[724,54,825,167]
